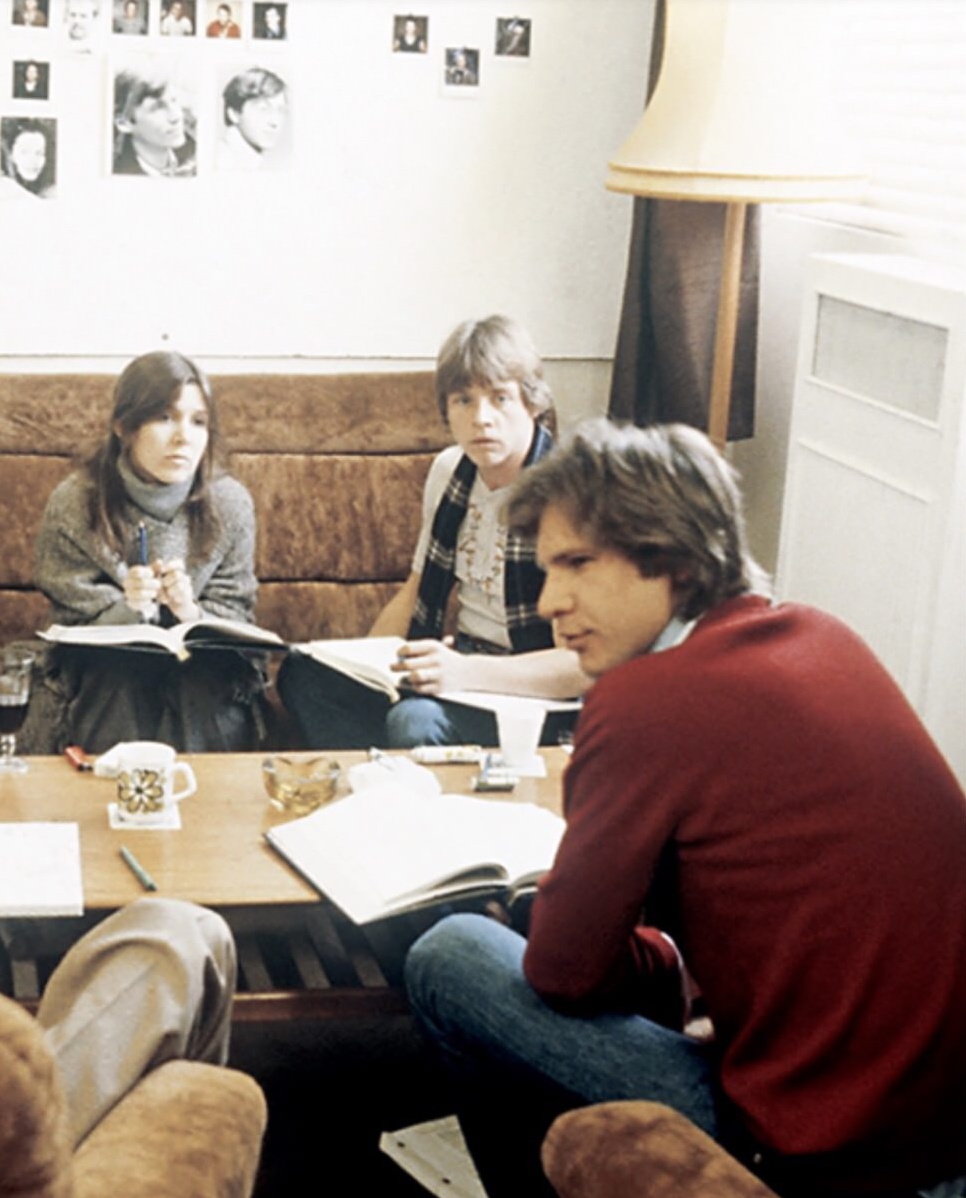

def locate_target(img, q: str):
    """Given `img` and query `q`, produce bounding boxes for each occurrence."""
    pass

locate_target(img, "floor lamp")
[606,0,862,449]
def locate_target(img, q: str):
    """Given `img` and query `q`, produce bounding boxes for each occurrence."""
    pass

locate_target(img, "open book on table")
[265,783,565,925]
[292,636,582,715]
[39,617,286,662]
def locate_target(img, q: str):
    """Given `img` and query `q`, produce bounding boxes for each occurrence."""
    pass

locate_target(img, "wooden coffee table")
[0,750,568,1021]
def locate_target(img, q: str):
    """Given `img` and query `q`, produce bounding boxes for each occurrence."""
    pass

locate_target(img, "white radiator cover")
[776,252,965,785]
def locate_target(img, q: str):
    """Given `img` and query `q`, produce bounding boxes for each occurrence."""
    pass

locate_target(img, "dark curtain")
[608,0,759,441]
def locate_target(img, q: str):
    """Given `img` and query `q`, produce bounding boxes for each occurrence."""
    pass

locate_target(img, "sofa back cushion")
[0,371,450,645]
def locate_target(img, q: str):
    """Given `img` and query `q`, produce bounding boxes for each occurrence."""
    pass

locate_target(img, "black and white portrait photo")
[12,60,50,101]
[217,64,290,170]
[113,0,148,35]
[63,0,103,49]
[392,14,427,54]
[111,56,197,177]
[444,46,479,88]
[253,2,286,40]
[496,17,531,58]
[1,115,57,199]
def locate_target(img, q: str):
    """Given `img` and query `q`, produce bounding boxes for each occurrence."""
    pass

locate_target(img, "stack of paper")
[0,822,84,916]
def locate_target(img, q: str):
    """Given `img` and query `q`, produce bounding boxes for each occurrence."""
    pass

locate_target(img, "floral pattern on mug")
[118,767,165,813]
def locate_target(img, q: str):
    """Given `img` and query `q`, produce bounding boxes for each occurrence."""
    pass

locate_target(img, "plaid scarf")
[408,423,554,653]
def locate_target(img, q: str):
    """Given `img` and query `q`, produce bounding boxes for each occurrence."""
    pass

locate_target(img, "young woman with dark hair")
[32,351,268,753]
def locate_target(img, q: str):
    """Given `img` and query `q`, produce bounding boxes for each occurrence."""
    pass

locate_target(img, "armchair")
[0,991,267,1198]
[542,1101,777,1198]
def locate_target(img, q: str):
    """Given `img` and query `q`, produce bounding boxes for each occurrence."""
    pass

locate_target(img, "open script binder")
[39,617,286,662]
[265,784,564,925]
[293,636,407,701]
[292,637,582,716]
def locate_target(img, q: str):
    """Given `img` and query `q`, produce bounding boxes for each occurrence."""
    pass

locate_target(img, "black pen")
[120,845,157,891]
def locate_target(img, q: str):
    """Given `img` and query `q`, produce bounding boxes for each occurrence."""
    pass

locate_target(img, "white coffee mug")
[115,741,196,825]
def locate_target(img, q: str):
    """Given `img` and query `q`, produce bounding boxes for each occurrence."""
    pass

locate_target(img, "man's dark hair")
[508,418,771,619]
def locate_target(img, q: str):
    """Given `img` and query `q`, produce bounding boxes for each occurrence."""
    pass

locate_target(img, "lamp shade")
[607,0,863,203]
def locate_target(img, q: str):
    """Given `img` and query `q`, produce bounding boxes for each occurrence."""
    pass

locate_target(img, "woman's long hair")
[86,351,223,560]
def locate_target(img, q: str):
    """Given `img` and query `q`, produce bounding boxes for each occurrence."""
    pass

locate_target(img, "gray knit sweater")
[35,470,258,627]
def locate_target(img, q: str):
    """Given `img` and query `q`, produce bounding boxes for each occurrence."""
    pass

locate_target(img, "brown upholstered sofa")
[0,369,450,747]
[542,1101,778,1198]
[0,989,267,1198]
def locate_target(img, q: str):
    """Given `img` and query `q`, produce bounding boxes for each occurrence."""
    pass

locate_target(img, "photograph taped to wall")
[112,0,149,36]
[159,0,195,37]
[12,59,50,100]
[392,13,427,54]
[252,2,285,41]
[205,0,241,39]
[62,0,106,52]
[495,17,531,58]
[11,0,50,28]
[110,51,198,177]
[1,114,57,198]
[443,45,478,93]
[215,60,291,171]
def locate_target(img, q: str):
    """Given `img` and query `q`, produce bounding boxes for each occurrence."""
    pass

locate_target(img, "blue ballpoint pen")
[136,521,148,567]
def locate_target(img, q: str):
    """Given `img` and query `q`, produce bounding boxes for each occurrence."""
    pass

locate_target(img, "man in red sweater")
[404,420,966,1198]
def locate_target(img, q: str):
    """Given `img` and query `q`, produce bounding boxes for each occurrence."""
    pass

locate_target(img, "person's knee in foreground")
[404,418,966,1198]
[36,896,235,1146]
[277,314,590,751]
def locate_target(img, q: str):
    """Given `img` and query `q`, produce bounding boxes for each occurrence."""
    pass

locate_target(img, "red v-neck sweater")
[525,596,965,1194]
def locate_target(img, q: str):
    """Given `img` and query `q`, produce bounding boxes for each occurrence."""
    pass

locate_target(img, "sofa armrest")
[0,995,72,1198]
[73,1061,267,1198]
[541,1101,776,1198]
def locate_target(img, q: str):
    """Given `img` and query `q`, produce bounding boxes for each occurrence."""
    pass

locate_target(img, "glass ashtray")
[262,755,342,817]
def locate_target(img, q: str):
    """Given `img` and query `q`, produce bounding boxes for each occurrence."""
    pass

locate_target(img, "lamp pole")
[707,200,747,450]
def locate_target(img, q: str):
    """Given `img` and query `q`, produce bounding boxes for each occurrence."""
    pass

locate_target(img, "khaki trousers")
[35,897,236,1146]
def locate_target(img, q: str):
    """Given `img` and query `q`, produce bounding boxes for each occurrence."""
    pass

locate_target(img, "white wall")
[0,0,653,404]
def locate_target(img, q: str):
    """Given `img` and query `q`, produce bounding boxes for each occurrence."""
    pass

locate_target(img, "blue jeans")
[406,915,965,1198]
[404,912,719,1198]
[277,645,577,751]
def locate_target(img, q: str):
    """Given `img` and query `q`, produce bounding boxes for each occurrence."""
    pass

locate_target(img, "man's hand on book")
[394,637,472,695]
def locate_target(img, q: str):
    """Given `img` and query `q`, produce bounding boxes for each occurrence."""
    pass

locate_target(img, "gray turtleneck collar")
[118,454,194,523]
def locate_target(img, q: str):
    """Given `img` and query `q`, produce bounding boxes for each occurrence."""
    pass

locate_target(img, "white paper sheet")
[380,1116,486,1198]
[0,822,84,916]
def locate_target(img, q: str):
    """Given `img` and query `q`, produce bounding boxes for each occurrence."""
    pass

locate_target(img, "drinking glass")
[0,648,34,774]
